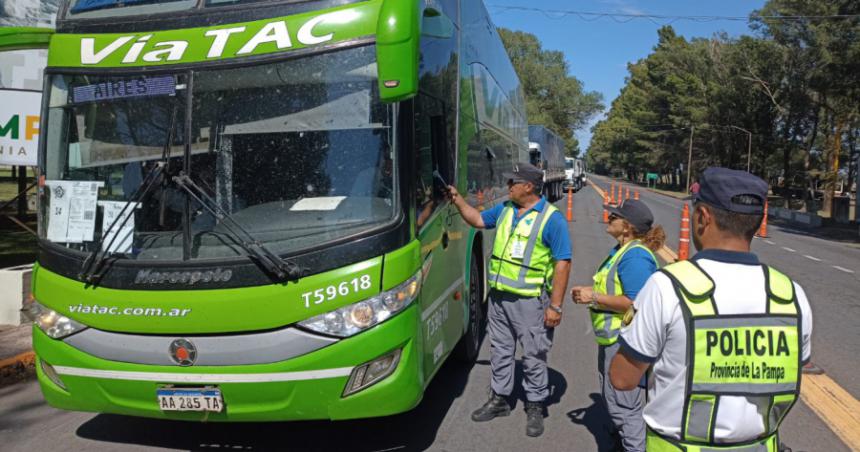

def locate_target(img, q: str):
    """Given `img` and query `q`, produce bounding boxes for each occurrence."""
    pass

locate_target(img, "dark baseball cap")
[694,167,767,215]
[606,199,654,234]
[503,163,543,187]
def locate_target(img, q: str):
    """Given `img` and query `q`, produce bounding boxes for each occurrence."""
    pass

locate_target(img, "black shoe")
[471,391,511,422]
[525,401,545,437]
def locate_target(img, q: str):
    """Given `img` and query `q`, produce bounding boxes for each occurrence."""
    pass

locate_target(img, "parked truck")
[528,125,566,201]
[565,158,587,192]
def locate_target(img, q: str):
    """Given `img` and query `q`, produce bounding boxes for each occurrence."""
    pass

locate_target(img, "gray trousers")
[488,289,554,402]
[599,342,646,452]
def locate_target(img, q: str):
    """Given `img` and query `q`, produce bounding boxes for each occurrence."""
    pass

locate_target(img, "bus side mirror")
[376,0,420,103]
[421,9,454,39]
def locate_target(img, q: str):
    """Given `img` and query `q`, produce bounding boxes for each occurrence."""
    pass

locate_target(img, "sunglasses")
[608,214,622,222]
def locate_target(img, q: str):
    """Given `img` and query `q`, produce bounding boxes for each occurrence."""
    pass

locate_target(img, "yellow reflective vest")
[488,201,559,297]
[590,240,657,345]
[646,260,802,452]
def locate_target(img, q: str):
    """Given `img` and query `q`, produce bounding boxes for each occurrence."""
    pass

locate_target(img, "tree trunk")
[821,118,844,219]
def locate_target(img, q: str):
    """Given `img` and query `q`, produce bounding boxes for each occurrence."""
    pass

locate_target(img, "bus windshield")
[41,45,397,261]
[67,0,197,19]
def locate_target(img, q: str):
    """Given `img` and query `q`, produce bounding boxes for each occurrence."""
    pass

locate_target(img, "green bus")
[31,0,529,421]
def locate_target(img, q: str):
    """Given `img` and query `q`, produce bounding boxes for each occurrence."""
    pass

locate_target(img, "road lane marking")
[764,240,775,245]
[833,266,855,274]
[656,247,677,264]
[801,373,860,450]
[803,255,822,262]
[782,247,796,252]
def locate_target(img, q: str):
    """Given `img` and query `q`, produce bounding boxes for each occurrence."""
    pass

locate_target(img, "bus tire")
[454,249,483,362]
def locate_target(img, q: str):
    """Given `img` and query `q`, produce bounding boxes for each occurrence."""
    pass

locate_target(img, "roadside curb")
[0,350,36,388]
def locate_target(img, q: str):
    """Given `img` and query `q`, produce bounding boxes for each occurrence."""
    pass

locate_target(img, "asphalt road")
[0,184,854,451]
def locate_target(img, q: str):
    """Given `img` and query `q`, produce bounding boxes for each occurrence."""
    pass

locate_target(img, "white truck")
[565,157,587,192]
[528,125,567,201]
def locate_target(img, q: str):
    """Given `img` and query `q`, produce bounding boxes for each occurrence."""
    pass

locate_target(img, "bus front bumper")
[33,306,424,421]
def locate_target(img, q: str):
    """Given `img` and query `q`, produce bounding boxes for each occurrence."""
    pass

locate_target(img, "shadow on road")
[471,358,567,417]
[75,357,478,452]
[566,392,616,452]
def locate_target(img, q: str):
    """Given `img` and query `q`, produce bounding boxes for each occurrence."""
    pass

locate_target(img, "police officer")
[570,199,665,452]
[447,162,572,437]
[610,167,813,451]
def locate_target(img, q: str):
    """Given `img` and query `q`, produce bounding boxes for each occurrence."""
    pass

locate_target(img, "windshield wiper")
[79,162,165,284]
[80,104,179,285]
[172,173,304,281]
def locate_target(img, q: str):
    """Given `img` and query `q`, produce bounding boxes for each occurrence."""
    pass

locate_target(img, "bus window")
[414,93,452,229]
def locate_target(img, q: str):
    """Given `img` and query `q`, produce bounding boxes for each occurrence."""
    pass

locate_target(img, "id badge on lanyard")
[510,239,526,259]
[509,219,530,259]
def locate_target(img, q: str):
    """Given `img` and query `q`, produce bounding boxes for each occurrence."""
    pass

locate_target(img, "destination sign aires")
[71,75,176,104]
[51,5,375,67]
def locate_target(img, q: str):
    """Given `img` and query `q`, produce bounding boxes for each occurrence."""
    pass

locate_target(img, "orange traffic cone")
[755,200,769,238]
[609,182,615,205]
[617,184,623,205]
[603,192,610,223]
[679,204,691,260]
[625,187,630,200]
[566,186,573,222]
[634,190,640,200]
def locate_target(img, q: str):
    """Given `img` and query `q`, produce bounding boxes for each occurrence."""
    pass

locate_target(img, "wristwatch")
[548,304,563,314]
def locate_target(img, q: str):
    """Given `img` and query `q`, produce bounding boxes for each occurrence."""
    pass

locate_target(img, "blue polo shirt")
[600,244,658,300]
[480,198,572,261]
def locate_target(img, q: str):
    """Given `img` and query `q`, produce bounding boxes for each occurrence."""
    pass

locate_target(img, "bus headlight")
[299,270,421,337]
[26,302,88,339]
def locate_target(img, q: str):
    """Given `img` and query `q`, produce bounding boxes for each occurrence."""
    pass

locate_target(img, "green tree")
[752,0,859,214]
[498,28,604,157]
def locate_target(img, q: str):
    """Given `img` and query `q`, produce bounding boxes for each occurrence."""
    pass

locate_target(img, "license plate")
[157,388,223,412]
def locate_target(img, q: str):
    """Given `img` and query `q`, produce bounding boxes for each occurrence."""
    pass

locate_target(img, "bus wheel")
[454,250,483,362]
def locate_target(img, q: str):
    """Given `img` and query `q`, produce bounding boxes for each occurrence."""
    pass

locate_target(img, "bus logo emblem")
[169,339,197,366]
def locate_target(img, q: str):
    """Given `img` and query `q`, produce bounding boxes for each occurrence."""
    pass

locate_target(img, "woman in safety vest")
[570,198,664,452]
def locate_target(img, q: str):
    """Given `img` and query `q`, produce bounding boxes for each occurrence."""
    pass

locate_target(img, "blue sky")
[487,0,767,152]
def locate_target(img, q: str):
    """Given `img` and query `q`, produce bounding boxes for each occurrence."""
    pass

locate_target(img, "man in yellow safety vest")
[610,167,812,451]
[447,162,571,437]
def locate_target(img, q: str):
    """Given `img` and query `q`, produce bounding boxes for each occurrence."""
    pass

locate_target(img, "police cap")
[694,167,768,215]
[606,199,654,234]
[503,163,544,188]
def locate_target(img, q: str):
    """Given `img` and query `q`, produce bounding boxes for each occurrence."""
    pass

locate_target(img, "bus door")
[414,93,463,377]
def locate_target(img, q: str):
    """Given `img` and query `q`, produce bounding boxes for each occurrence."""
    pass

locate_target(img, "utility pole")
[729,125,753,172]
[686,126,694,191]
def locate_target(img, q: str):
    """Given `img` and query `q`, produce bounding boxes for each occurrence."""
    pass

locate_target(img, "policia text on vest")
[705,329,791,382]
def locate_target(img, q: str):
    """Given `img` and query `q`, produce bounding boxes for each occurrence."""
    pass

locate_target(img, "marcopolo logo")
[135,268,233,285]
